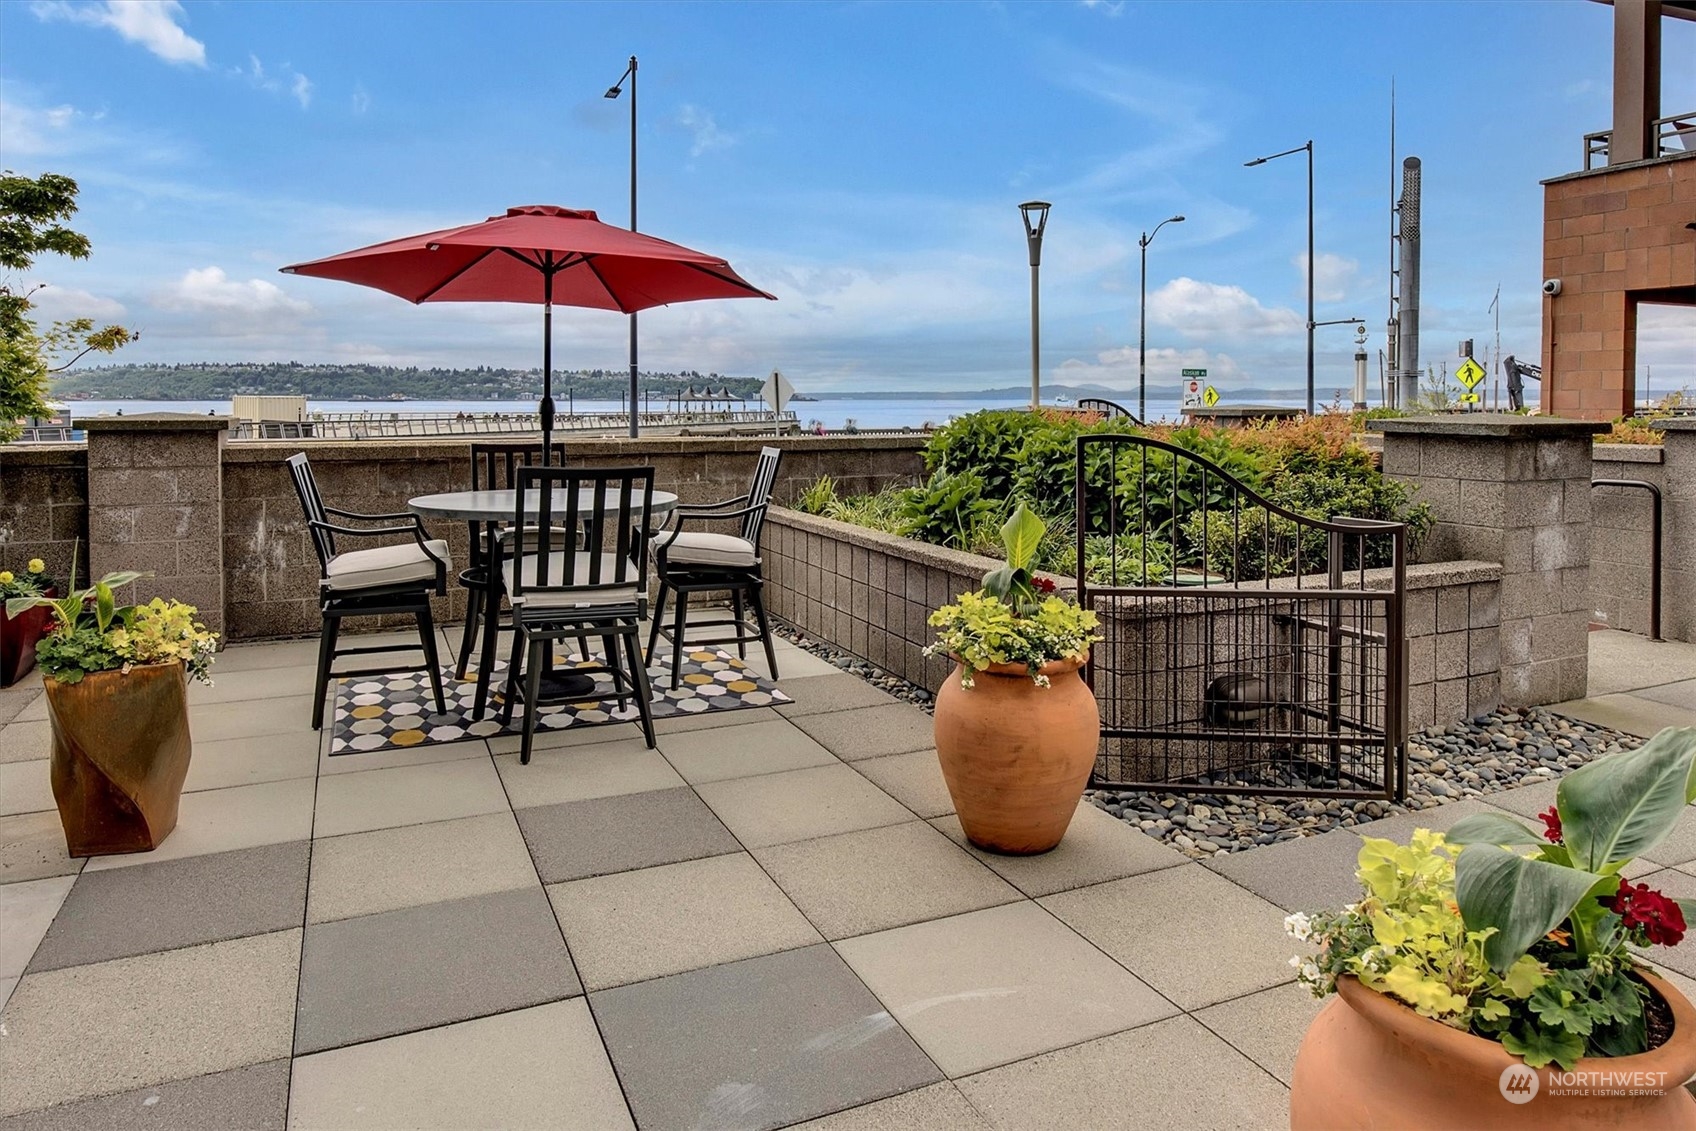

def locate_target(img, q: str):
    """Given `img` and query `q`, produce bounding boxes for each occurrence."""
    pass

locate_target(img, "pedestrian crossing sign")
[1459,392,1481,404]
[1456,358,1487,389]
[1202,385,1220,407]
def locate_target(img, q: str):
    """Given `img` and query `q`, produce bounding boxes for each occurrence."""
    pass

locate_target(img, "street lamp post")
[1138,214,1185,422]
[1019,201,1050,412]
[1245,140,1315,414]
[606,56,638,437]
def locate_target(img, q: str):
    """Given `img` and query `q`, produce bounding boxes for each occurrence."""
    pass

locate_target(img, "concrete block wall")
[0,444,87,586]
[1376,416,1607,708]
[1588,443,1669,638]
[1660,420,1696,644]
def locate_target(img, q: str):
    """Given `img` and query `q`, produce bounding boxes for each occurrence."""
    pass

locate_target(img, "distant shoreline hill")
[51,363,782,402]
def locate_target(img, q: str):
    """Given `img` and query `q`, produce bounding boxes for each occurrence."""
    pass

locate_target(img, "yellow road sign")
[1202,385,1220,407]
[1455,358,1487,389]
[1459,392,1481,404]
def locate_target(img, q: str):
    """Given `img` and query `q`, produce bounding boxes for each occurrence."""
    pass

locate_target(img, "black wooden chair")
[646,446,782,689]
[454,441,568,699]
[496,466,657,763]
[287,453,451,729]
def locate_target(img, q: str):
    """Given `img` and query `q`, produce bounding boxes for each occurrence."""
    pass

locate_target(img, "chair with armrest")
[287,453,451,729]
[646,446,782,689]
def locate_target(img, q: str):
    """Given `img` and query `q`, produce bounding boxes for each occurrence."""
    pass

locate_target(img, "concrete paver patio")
[0,628,1690,1128]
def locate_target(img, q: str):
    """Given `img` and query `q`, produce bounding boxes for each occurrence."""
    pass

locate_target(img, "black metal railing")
[1592,478,1663,641]
[1584,110,1696,169]
[1076,397,1143,425]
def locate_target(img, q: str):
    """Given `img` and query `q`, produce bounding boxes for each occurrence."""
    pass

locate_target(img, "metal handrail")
[1583,110,1696,169]
[1592,478,1662,641]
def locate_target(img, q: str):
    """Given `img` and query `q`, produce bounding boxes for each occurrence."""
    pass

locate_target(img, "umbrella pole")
[541,271,555,465]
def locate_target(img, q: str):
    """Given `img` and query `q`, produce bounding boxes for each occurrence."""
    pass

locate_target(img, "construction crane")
[1502,355,1542,411]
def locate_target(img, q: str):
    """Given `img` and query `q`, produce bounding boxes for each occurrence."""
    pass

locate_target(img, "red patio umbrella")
[281,205,774,452]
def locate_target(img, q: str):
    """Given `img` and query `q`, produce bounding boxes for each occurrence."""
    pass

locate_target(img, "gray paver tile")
[790,704,934,762]
[1193,981,1326,1086]
[294,886,579,1054]
[186,665,316,706]
[1638,679,1696,710]
[548,853,821,989]
[1040,863,1294,1010]
[182,730,319,793]
[774,674,902,718]
[788,1083,989,1130]
[592,942,942,1131]
[658,717,837,783]
[1,689,44,726]
[744,640,842,681]
[1480,776,1561,820]
[0,1060,289,1131]
[852,749,954,818]
[1641,806,1696,868]
[834,902,1175,1078]
[495,737,685,806]
[956,1015,1290,1131]
[288,999,632,1131]
[211,639,326,672]
[311,756,506,838]
[1549,692,1691,739]
[0,929,300,1117]
[516,786,740,883]
[316,734,489,776]
[1347,796,1512,844]
[485,718,654,756]
[185,696,315,743]
[29,842,308,973]
[753,821,1019,940]
[0,721,50,765]
[696,764,913,848]
[0,761,52,817]
[929,803,1187,897]
[651,704,784,736]
[0,875,74,978]
[1204,828,1369,913]
[0,810,84,884]
[0,976,14,1011]
[307,812,536,924]
[81,778,315,873]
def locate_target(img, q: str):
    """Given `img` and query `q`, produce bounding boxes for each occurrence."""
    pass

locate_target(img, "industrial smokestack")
[1396,157,1422,408]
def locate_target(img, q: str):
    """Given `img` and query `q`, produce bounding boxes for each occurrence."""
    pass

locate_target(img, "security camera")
[1542,279,1563,297]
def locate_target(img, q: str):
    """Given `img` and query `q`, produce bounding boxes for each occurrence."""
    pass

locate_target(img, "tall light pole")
[1138,214,1184,422]
[1019,201,1050,412]
[606,56,638,437]
[1245,140,1315,414]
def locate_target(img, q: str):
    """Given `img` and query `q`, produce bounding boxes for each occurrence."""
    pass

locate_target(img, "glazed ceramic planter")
[1290,973,1696,1130]
[43,661,193,856]
[0,588,57,687]
[933,653,1100,855]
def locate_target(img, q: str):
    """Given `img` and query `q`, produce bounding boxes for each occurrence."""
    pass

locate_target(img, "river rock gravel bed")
[771,623,1641,860]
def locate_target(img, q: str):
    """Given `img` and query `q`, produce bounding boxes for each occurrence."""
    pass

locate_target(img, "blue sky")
[2,0,1692,398]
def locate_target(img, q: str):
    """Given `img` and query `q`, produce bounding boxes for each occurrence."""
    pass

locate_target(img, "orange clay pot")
[1290,972,1696,1131]
[933,653,1099,855]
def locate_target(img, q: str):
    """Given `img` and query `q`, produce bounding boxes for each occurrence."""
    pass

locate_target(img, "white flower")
[1301,962,1321,983]
[1289,955,1304,970]
[1283,912,1312,941]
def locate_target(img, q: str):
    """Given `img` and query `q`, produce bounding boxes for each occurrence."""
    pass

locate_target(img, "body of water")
[50,394,1226,431]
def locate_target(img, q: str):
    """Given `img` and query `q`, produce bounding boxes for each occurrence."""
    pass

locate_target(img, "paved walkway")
[1549,628,1696,738]
[1,630,1692,1129]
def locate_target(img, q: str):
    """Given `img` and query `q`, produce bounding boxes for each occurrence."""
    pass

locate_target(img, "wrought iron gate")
[1075,434,1408,800]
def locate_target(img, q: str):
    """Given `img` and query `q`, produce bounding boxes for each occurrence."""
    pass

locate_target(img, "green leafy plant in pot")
[926,503,1102,855]
[6,558,218,856]
[0,558,59,687]
[1286,726,1696,1130]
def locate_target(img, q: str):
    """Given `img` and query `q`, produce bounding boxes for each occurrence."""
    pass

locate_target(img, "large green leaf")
[1455,844,1605,971]
[1559,727,1696,873]
[1446,812,1546,848]
[999,503,1045,572]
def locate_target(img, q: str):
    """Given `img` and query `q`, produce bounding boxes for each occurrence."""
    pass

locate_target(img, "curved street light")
[1245,140,1315,414]
[1138,214,1185,422]
[1019,201,1051,412]
[606,56,638,435]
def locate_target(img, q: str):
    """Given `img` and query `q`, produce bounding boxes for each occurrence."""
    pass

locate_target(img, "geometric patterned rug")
[329,646,792,756]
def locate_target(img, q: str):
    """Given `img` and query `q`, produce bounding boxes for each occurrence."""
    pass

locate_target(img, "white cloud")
[1148,277,1303,338]
[1079,0,1125,15]
[152,267,312,318]
[290,73,313,110]
[234,54,313,109]
[676,104,735,158]
[28,284,128,322]
[351,85,370,115]
[0,97,87,157]
[1055,345,1244,392]
[1296,252,1359,303]
[31,1,206,67]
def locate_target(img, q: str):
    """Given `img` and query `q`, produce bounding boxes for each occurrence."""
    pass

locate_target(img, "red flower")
[1602,880,1687,947]
[1537,806,1563,845]
[1032,576,1057,594]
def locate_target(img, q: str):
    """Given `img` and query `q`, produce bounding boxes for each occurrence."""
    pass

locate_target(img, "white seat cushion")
[653,531,758,569]
[325,539,450,593]
[503,551,640,610]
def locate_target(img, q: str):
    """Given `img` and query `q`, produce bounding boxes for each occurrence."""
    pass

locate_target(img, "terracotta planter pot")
[933,653,1100,855]
[1,588,57,687]
[1291,972,1696,1131]
[43,661,193,857]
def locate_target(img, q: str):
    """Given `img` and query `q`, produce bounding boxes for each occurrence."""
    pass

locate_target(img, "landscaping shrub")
[897,469,1001,552]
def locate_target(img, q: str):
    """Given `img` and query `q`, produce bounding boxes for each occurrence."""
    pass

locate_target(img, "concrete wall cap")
[1370,416,1610,439]
[78,414,232,433]
[220,431,927,464]
[1539,148,1696,186]
[1592,442,1665,463]
[1656,418,1696,434]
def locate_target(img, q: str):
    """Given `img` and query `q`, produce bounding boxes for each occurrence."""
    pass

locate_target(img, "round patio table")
[409,487,678,717]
